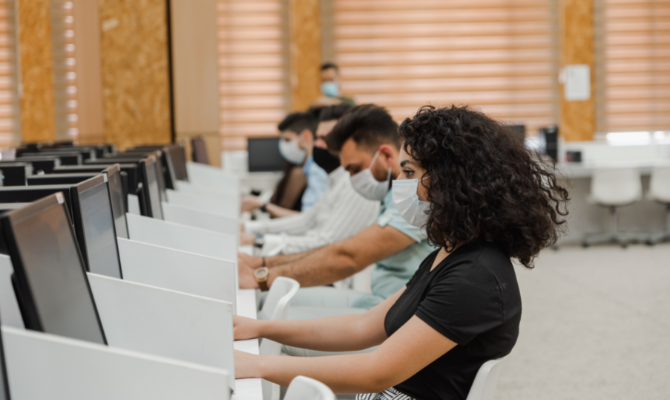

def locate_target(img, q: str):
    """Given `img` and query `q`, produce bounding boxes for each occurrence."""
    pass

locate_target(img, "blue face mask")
[321,81,340,98]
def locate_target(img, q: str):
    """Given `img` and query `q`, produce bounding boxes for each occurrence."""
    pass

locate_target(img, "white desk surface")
[555,160,670,179]
[233,289,263,400]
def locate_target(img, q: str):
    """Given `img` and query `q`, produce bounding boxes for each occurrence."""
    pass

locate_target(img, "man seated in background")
[241,110,328,217]
[238,104,435,314]
[315,62,356,106]
[240,104,380,256]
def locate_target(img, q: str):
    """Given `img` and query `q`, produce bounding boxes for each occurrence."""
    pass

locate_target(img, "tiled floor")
[497,243,670,400]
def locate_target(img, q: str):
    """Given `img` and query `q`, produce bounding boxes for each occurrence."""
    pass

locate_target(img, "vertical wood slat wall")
[595,0,670,134]
[0,0,18,147]
[51,0,78,141]
[217,0,288,151]
[326,0,559,135]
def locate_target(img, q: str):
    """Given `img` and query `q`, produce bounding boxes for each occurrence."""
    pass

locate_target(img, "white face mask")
[392,177,431,228]
[279,138,306,165]
[350,150,391,201]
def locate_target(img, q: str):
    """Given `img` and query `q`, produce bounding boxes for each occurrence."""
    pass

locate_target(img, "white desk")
[233,289,263,400]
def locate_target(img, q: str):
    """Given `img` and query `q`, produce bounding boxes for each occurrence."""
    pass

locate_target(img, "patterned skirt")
[356,387,416,400]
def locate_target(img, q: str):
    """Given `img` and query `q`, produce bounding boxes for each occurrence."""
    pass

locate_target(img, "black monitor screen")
[76,177,122,279]
[167,145,188,181]
[248,137,285,172]
[192,137,209,165]
[1,194,106,345]
[103,166,128,239]
[150,152,167,203]
[141,158,163,219]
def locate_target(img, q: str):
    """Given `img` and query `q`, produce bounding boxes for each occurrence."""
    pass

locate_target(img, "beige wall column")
[72,0,104,144]
[98,0,172,150]
[289,0,321,111]
[170,0,221,166]
[559,0,596,141]
[17,0,56,143]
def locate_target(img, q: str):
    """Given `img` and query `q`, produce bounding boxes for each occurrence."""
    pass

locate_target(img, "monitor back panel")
[248,138,285,172]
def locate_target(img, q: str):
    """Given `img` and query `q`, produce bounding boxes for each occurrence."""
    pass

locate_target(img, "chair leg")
[583,206,628,248]
[646,204,670,245]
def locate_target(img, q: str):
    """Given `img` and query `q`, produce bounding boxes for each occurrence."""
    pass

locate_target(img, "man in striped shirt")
[241,104,380,256]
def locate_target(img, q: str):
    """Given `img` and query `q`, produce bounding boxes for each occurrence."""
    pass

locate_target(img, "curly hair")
[399,105,569,268]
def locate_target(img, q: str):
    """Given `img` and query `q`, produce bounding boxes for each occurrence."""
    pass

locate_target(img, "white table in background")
[233,289,263,400]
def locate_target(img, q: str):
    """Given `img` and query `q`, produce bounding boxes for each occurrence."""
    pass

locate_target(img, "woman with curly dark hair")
[233,105,569,400]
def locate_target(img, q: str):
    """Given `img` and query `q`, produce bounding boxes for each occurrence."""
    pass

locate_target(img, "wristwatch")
[254,267,270,291]
[253,234,265,249]
[259,203,268,213]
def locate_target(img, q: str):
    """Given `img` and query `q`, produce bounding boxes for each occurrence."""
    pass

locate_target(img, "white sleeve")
[245,198,322,236]
[261,183,380,255]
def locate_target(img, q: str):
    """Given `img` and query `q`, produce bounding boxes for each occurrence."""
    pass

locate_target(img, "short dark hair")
[318,104,354,123]
[321,62,339,71]
[325,104,400,153]
[277,111,317,135]
[399,105,569,268]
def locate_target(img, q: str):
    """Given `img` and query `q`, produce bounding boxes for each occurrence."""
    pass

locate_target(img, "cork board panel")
[18,0,56,143]
[289,0,321,111]
[98,0,171,150]
[560,0,595,142]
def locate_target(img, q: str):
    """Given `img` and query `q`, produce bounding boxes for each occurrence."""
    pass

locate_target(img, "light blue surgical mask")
[321,81,340,98]
[392,178,431,228]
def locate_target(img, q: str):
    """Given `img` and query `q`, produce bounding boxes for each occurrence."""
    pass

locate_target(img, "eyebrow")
[344,163,361,172]
[400,160,416,167]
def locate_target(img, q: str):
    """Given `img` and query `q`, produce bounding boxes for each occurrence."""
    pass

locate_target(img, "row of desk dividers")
[2,326,229,400]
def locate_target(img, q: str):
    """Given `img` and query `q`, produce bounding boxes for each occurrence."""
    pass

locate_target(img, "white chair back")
[649,166,670,203]
[257,277,300,400]
[466,358,504,400]
[284,376,335,400]
[590,168,642,206]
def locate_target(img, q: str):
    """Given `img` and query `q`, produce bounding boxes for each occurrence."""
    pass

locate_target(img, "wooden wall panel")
[18,0,56,143]
[289,0,321,111]
[98,0,171,150]
[560,0,595,141]
[72,0,104,144]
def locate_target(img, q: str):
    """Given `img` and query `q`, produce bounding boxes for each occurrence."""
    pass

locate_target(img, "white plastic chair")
[257,277,300,400]
[285,376,335,400]
[466,358,505,400]
[583,168,642,248]
[646,165,670,244]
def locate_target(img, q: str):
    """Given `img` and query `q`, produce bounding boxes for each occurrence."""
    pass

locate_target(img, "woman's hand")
[240,232,256,246]
[234,315,263,340]
[241,195,263,212]
[235,350,263,379]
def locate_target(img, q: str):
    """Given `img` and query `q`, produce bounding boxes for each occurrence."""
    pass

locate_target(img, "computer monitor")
[27,173,98,186]
[54,164,139,197]
[20,152,82,166]
[148,151,167,203]
[102,165,128,239]
[0,186,76,221]
[139,157,163,219]
[166,144,188,182]
[0,203,31,255]
[70,176,123,279]
[0,163,32,186]
[0,194,107,345]
[1,157,60,174]
[191,136,209,165]
[248,137,285,172]
[39,147,96,161]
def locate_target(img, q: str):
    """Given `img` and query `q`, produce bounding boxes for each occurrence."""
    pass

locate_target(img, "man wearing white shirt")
[241,104,380,256]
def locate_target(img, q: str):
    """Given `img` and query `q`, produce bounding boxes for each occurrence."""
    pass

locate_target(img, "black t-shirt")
[384,241,522,400]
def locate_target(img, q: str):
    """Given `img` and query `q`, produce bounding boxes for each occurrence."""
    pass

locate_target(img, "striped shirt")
[357,388,416,400]
[245,166,380,256]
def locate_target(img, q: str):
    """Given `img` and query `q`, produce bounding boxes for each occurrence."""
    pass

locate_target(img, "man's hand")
[241,195,264,212]
[238,251,263,270]
[234,349,262,379]
[239,263,260,289]
[240,232,256,246]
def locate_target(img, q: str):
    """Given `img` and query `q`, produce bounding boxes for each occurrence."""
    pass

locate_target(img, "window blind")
[325,0,559,135]
[0,0,19,147]
[217,0,288,151]
[595,0,670,134]
[51,0,78,141]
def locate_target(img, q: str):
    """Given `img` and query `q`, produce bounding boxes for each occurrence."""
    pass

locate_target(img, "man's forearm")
[266,203,299,218]
[265,248,318,268]
[268,243,360,287]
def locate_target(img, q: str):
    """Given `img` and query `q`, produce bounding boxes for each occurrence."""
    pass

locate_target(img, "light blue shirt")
[351,190,437,309]
[300,155,328,211]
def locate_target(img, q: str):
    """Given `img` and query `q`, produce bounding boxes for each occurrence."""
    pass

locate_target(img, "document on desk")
[233,289,263,400]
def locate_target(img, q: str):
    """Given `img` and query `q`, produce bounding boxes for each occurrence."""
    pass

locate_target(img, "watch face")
[255,268,268,279]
